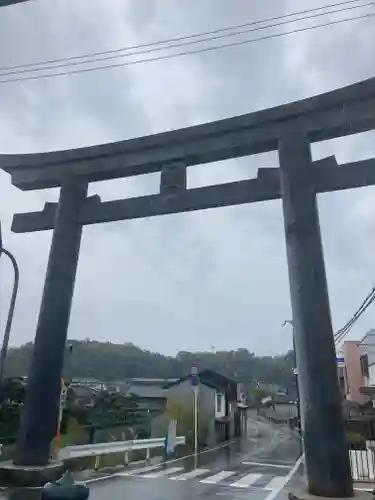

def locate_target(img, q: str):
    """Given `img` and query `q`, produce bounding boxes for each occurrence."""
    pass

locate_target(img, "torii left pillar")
[14,177,88,466]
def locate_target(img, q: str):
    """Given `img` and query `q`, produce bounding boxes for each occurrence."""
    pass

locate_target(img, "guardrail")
[59,436,186,470]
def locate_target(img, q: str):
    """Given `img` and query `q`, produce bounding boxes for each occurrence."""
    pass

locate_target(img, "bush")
[347,431,366,449]
[165,398,209,448]
[0,403,22,444]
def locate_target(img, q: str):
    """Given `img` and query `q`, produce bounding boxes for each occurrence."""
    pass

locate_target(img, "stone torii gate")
[2,77,375,497]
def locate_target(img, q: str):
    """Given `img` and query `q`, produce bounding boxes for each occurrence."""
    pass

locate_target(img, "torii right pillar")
[279,133,353,498]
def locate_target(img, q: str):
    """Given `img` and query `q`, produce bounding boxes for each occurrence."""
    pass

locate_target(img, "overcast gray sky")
[0,0,374,357]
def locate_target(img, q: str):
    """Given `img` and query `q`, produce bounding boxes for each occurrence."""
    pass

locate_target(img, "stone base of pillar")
[289,488,372,500]
[0,460,64,487]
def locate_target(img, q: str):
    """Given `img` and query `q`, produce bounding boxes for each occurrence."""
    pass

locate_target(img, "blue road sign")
[191,366,199,387]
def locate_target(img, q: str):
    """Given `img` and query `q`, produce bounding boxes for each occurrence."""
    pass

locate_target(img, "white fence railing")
[59,436,186,470]
[349,449,375,481]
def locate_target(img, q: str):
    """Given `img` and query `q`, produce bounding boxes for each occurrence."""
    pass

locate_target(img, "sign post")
[336,356,345,367]
[191,367,199,456]
[164,419,177,457]
[55,378,67,451]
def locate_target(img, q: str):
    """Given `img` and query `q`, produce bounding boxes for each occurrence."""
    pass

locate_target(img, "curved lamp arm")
[0,247,20,382]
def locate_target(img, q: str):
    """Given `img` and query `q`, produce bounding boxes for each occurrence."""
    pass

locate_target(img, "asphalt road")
[0,416,304,500]
[87,416,305,500]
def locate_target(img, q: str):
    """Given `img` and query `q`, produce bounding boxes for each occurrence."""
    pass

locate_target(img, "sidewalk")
[354,482,375,493]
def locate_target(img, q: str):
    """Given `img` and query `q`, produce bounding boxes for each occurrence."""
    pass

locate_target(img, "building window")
[344,366,349,395]
[217,393,222,413]
[360,354,369,378]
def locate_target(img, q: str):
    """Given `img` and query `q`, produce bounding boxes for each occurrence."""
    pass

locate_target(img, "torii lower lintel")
[11,157,375,233]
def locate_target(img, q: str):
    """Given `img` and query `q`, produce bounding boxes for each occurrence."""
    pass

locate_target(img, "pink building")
[339,340,369,404]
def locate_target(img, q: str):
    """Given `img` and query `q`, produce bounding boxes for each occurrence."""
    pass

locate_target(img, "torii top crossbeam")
[1,76,375,191]
[0,0,31,7]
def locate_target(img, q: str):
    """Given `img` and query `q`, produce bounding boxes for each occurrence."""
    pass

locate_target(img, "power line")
[0,0,371,75]
[335,287,375,343]
[334,286,375,345]
[0,12,373,85]
[0,1,375,77]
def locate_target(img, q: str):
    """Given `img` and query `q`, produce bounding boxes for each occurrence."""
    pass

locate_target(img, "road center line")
[111,440,235,480]
[242,461,292,469]
[263,454,304,500]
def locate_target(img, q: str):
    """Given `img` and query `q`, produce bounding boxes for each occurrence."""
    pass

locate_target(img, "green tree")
[0,377,26,444]
[166,398,209,448]
[253,387,272,404]
[5,340,294,389]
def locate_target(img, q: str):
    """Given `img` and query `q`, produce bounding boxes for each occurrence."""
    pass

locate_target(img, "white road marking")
[170,468,210,480]
[264,454,304,500]
[242,461,291,469]
[112,440,235,480]
[264,476,288,490]
[230,473,262,488]
[143,466,184,478]
[200,470,237,484]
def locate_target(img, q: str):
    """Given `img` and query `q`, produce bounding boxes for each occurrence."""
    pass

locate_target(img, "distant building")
[71,377,107,391]
[357,330,375,404]
[359,329,375,365]
[69,385,98,408]
[125,378,178,412]
[338,334,372,405]
[164,369,246,447]
[341,341,366,404]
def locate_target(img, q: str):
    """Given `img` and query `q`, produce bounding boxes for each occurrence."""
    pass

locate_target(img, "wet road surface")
[0,417,305,500]
[87,417,305,500]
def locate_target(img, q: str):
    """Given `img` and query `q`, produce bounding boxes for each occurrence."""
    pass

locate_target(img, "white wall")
[360,332,375,366]
[368,363,375,386]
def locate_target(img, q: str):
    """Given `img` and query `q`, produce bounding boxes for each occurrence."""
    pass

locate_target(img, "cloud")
[0,0,375,358]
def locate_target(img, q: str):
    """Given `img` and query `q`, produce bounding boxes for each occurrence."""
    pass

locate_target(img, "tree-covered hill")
[4,339,294,388]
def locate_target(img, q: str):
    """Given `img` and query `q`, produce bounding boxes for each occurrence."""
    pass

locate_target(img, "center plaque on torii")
[1,77,375,497]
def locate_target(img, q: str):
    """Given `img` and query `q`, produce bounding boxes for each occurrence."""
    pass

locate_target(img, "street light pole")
[194,386,198,455]
[292,334,303,457]
[282,321,302,439]
[191,367,199,456]
[0,223,20,383]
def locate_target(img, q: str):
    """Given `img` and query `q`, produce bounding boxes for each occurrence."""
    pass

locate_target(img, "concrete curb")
[289,488,373,500]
